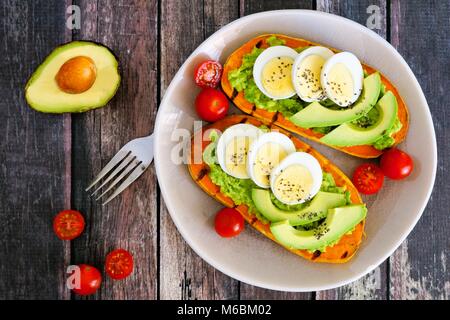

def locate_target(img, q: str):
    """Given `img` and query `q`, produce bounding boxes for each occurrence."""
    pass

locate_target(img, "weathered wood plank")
[241,0,313,15]
[71,0,158,299]
[316,264,388,300]
[238,0,314,301]
[389,0,450,300]
[0,0,69,299]
[317,0,387,38]
[315,0,388,300]
[159,0,240,300]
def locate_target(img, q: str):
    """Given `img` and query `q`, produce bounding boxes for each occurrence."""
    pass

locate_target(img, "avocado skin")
[24,40,121,114]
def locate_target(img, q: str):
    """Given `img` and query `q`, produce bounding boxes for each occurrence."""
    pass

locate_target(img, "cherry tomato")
[195,88,229,122]
[71,264,102,296]
[53,210,85,240]
[214,208,245,238]
[105,249,134,280]
[352,163,385,195]
[380,148,414,180]
[194,60,223,88]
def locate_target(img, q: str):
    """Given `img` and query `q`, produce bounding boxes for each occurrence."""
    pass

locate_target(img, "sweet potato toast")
[221,34,409,158]
[187,114,365,263]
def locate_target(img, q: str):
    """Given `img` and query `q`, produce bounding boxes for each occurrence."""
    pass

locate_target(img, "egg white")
[321,51,363,107]
[269,152,323,205]
[252,46,298,100]
[246,132,296,188]
[292,46,334,102]
[216,124,263,179]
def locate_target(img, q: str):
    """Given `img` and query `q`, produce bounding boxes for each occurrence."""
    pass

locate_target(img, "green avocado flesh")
[227,37,400,150]
[289,73,382,127]
[202,130,362,251]
[270,205,367,251]
[227,37,306,117]
[25,41,120,113]
[252,189,347,226]
[321,91,398,147]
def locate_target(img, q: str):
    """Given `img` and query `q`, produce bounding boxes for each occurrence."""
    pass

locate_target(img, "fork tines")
[85,150,144,205]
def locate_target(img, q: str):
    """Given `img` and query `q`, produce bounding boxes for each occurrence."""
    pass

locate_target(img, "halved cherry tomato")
[214,208,245,238]
[105,249,134,280]
[352,163,385,195]
[380,148,414,180]
[194,60,223,88]
[71,264,102,296]
[53,210,85,240]
[195,88,229,122]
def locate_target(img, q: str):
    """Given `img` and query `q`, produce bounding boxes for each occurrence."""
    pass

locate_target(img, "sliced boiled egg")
[253,46,298,100]
[292,46,334,102]
[247,132,296,188]
[216,124,263,179]
[270,152,323,205]
[321,52,363,107]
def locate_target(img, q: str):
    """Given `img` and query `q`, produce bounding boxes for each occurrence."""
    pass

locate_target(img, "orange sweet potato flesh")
[221,34,409,159]
[187,114,365,263]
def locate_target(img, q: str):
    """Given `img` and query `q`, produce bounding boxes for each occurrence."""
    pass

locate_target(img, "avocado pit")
[55,56,97,94]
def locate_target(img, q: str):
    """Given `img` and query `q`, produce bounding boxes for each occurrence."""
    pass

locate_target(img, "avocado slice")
[25,41,120,113]
[289,73,381,127]
[270,205,367,251]
[320,91,398,147]
[252,189,347,226]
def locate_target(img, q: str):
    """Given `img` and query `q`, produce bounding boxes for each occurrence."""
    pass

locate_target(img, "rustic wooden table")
[0,0,448,300]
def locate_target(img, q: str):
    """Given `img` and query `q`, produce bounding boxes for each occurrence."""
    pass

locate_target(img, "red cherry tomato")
[71,264,102,296]
[105,249,134,280]
[380,148,414,180]
[53,210,85,240]
[195,88,229,122]
[214,208,245,238]
[352,163,385,195]
[194,60,223,88]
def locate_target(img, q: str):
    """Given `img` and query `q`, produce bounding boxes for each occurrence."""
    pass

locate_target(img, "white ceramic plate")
[154,10,437,292]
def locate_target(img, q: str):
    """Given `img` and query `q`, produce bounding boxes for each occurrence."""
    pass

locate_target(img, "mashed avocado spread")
[203,130,351,224]
[228,36,306,117]
[227,36,401,150]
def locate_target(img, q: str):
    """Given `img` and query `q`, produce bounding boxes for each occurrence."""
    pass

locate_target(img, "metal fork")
[86,134,154,205]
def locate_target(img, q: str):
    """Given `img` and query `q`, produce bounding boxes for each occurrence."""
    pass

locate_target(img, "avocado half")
[289,72,382,128]
[321,91,398,147]
[25,41,121,113]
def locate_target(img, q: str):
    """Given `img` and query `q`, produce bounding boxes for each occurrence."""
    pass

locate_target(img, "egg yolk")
[225,136,253,178]
[295,55,326,100]
[262,56,294,98]
[326,63,354,105]
[273,164,313,203]
[253,143,288,186]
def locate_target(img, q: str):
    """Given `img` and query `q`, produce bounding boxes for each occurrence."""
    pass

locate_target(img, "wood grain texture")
[237,0,314,301]
[317,0,387,38]
[315,0,389,300]
[71,0,158,300]
[159,0,240,300]
[0,0,69,299]
[241,0,313,15]
[0,0,448,300]
[389,0,450,300]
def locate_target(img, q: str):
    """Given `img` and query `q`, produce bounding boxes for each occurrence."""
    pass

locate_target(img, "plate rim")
[154,9,437,292]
